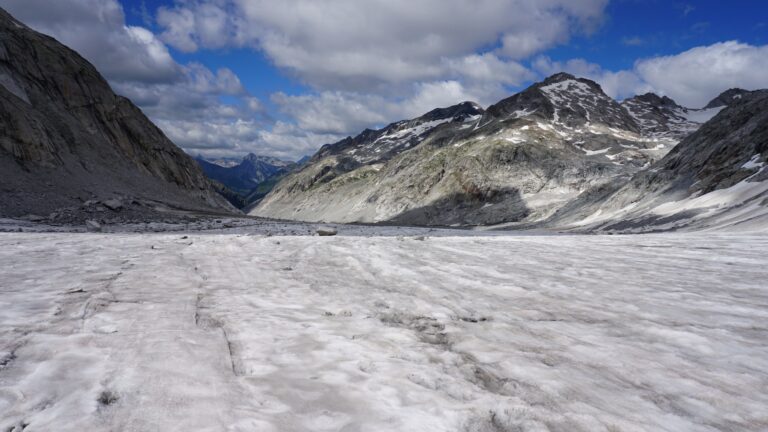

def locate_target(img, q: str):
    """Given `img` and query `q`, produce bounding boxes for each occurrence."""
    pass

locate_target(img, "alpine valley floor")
[1,228,767,431]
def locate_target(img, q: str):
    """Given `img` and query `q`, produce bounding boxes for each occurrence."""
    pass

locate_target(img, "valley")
[1,3,767,432]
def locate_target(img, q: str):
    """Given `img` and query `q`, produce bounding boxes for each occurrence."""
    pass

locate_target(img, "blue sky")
[3,0,767,159]
[118,0,766,116]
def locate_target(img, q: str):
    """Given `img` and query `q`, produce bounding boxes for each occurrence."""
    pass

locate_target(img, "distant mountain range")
[195,154,307,209]
[252,73,767,231]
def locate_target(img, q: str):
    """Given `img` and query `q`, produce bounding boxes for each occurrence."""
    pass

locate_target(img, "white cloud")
[445,54,533,87]
[535,41,768,107]
[156,0,607,90]
[271,92,391,135]
[271,79,496,139]
[533,56,652,100]
[11,1,766,161]
[2,0,181,84]
[634,41,768,107]
[2,0,278,158]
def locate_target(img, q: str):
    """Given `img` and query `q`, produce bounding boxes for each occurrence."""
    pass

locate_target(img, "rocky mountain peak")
[313,101,485,165]
[620,92,698,140]
[704,88,751,109]
[631,93,681,108]
[540,72,578,84]
[420,101,484,122]
[486,72,639,132]
[242,153,291,167]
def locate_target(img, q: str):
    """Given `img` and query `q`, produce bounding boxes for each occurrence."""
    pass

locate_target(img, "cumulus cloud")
[10,0,765,161]
[271,79,500,139]
[535,42,768,107]
[634,41,768,107]
[2,0,285,158]
[155,0,607,90]
[532,56,653,100]
[2,0,181,84]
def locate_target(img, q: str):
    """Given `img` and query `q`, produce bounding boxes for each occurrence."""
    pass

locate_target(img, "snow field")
[1,232,767,431]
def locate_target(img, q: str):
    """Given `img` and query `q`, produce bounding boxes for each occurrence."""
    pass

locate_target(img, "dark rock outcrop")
[620,93,699,140]
[549,90,768,231]
[0,8,233,218]
[704,88,751,109]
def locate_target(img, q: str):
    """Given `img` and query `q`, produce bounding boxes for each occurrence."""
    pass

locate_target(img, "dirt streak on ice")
[1,232,767,431]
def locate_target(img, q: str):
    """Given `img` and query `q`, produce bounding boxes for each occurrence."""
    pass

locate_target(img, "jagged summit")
[631,93,682,108]
[551,89,768,231]
[485,72,639,132]
[241,153,292,167]
[540,72,579,84]
[704,88,751,109]
[312,100,484,165]
[419,101,484,122]
[621,92,698,140]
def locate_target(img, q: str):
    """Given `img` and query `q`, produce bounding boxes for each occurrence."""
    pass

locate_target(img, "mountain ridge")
[252,72,738,226]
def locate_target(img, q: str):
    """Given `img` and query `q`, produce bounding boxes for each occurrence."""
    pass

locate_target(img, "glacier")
[1,228,767,431]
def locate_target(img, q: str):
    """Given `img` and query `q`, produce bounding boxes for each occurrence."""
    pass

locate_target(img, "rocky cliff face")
[313,101,484,166]
[704,88,750,109]
[0,8,232,219]
[252,73,716,226]
[549,90,768,232]
[620,93,700,141]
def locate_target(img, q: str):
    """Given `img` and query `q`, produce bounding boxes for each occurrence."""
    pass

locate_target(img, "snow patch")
[742,154,765,170]
[683,107,723,123]
[584,148,610,156]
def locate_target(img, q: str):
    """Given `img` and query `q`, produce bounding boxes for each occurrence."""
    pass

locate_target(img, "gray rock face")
[0,8,233,218]
[620,93,700,140]
[102,199,123,211]
[252,73,705,226]
[704,88,750,109]
[316,226,338,236]
[485,73,639,132]
[313,101,485,166]
[549,90,768,232]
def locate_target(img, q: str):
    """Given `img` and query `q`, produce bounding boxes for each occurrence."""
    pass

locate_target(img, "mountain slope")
[0,8,232,219]
[549,90,768,232]
[252,74,711,225]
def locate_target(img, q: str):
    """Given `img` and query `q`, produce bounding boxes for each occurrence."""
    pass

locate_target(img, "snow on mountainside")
[313,101,484,165]
[253,73,723,226]
[549,90,768,232]
[486,73,639,132]
[620,93,700,140]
